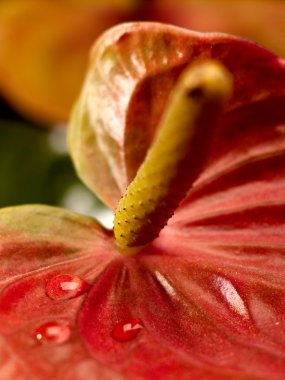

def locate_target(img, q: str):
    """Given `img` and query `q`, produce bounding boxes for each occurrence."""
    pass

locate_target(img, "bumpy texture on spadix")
[2,22,285,380]
[114,60,232,248]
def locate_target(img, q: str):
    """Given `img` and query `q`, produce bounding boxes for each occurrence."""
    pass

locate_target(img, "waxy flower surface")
[1,23,285,380]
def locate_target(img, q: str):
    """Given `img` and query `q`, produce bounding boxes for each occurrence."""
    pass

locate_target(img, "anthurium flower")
[1,22,285,380]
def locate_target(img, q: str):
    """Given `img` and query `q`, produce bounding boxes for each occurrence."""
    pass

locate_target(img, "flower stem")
[114,60,232,251]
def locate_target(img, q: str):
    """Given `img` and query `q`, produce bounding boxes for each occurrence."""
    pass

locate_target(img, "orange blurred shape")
[0,0,137,123]
[2,1,285,124]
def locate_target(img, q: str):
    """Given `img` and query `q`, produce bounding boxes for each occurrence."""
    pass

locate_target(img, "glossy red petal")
[79,260,242,380]
[79,247,285,379]
[169,100,285,234]
[0,205,121,380]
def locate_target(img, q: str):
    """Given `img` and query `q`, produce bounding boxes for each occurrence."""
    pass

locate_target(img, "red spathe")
[1,23,285,380]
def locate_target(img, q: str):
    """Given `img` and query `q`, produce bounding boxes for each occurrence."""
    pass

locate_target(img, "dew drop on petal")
[35,322,71,344]
[214,276,249,318]
[111,319,144,342]
[46,274,90,300]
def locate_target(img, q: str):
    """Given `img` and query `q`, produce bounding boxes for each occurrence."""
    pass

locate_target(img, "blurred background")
[0,0,284,227]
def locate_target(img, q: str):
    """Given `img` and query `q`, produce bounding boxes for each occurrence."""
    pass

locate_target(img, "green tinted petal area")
[0,205,119,380]
[0,204,114,286]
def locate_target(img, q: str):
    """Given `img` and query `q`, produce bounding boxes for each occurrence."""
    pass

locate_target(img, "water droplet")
[35,322,71,344]
[112,319,144,342]
[214,276,249,318]
[155,271,176,297]
[46,274,90,300]
[162,56,168,65]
